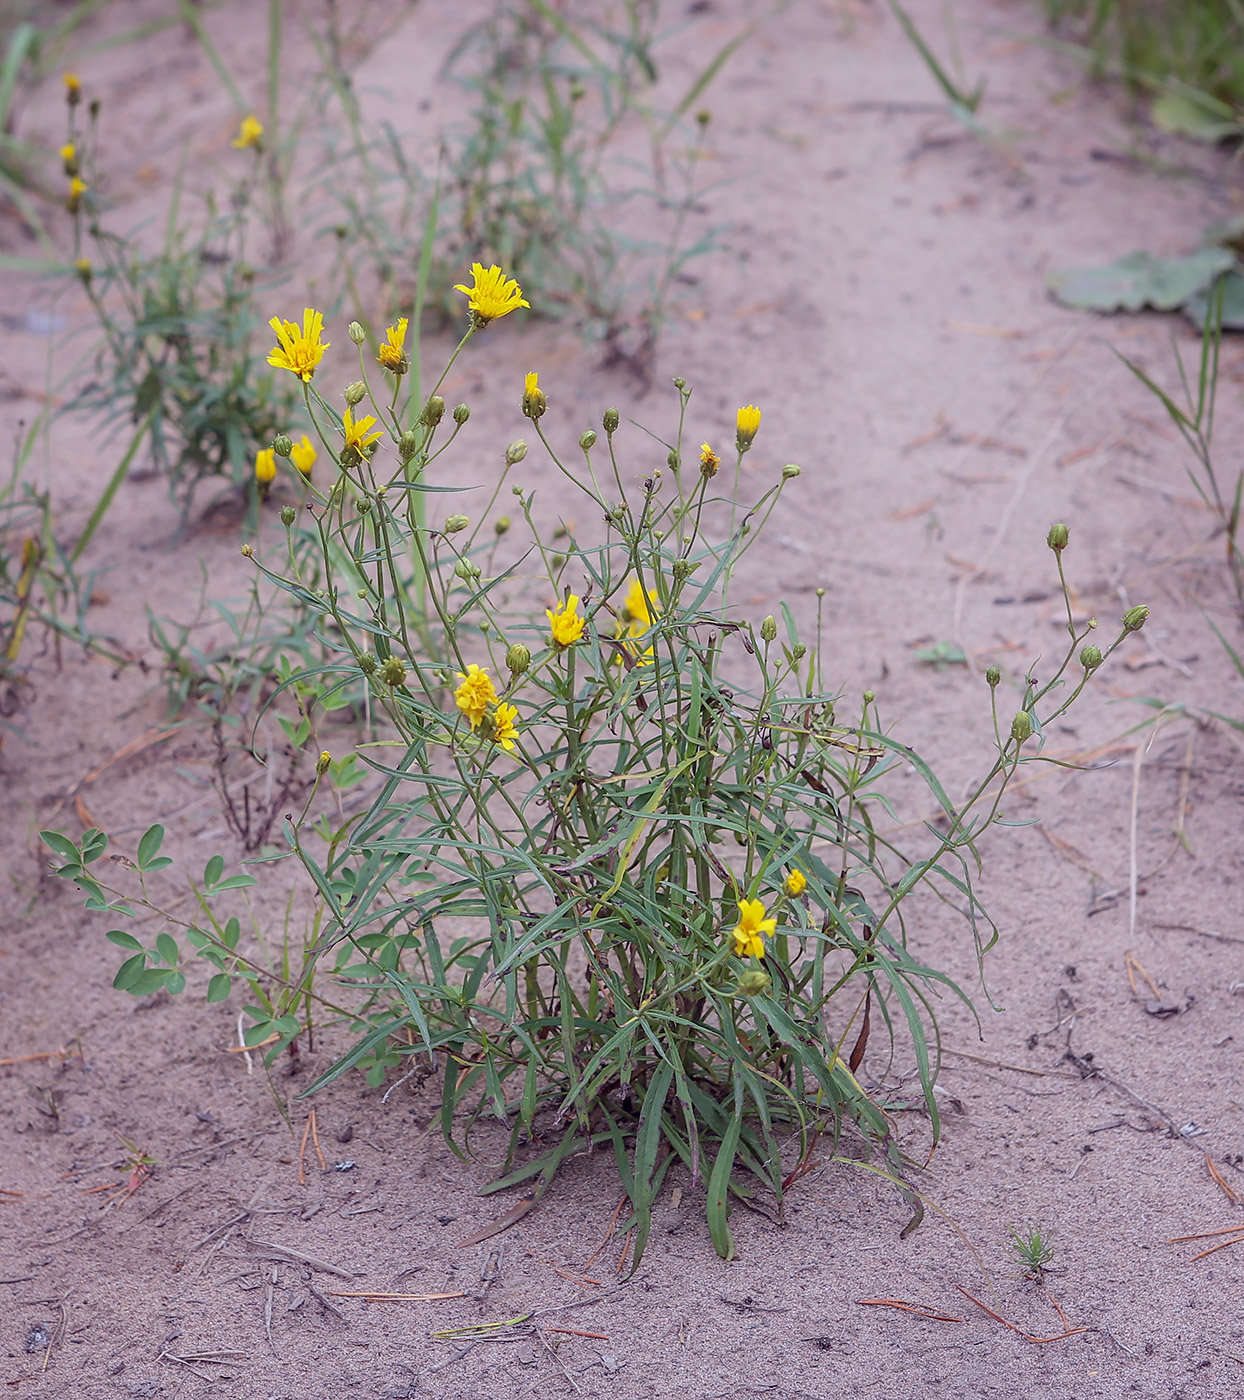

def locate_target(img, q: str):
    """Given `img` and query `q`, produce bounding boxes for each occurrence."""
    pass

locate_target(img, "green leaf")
[136,824,166,868]
[210,873,258,891]
[39,830,80,862]
[1183,269,1244,331]
[113,953,147,991]
[1152,92,1241,144]
[705,1109,742,1261]
[105,930,144,952]
[127,969,171,997]
[204,855,224,888]
[206,974,232,1003]
[81,829,108,863]
[166,971,186,995]
[155,932,180,966]
[1048,248,1235,313]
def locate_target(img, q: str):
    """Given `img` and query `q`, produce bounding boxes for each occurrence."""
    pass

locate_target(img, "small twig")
[856,1298,965,1323]
[325,1290,466,1302]
[247,1240,355,1279]
[953,1285,1088,1343]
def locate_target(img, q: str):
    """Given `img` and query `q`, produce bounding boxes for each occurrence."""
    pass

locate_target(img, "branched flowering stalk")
[49,266,1148,1269]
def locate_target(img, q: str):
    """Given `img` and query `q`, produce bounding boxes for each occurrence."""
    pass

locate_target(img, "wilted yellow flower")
[731,899,776,960]
[66,176,87,212]
[232,114,264,149]
[341,408,383,455]
[736,404,761,452]
[267,308,329,382]
[547,594,585,648]
[782,868,807,898]
[453,262,530,324]
[491,701,519,752]
[455,664,498,730]
[377,317,409,373]
[699,442,720,478]
[254,447,277,485]
[290,434,317,476]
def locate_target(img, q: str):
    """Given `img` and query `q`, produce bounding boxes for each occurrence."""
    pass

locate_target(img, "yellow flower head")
[60,143,78,176]
[455,664,499,730]
[290,434,317,477]
[377,317,409,373]
[232,115,264,149]
[622,578,658,626]
[267,308,329,382]
[699,442,720,479]
[491,701,519,752]
[782,868,807,898]
[547,594,585,649]
[525,371,539,395]
[731,898,776,960]
[453,262,530,324]
[66,176,87,211]
[522,370,546,419]
[341,408,383,455]
[63,71,81,98]
[255,447,277,485]
[625,623,656,668]
[736,404,761,452]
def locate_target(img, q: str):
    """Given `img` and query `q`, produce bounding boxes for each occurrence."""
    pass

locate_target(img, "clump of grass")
[1007,1221,1058,1280]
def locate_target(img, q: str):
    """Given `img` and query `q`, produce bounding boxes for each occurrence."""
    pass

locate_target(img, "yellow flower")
[491,701,519,752]
[377,317,409,373]
[622,578,657,626]
[267,308,329,382]
[731,899,776,960]
[63,71,81,97]
[66,176,87,212]
[290,435,317,477]
[522,370,546,419]
[525,371,539,395]
[60,143,78,176]
[547,594,585,648]
[455,664,498,730]
[736,404,761,452]
[341,408,383,455]
[453,262,530,324]
[254,447,277,485]
[699,442,720,479]
[625,623,655,667]
[232,114,264,149]
[782,868,807,898]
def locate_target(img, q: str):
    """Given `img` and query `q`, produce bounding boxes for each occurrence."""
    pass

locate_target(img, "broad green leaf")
[1048,248,1235,313]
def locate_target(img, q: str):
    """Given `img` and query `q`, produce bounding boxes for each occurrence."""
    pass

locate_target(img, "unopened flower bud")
[671,558,695,581]
[443,513,469,535]
[521,373,547,420]
[344,380,367,407]
[506,439,528,466]
[1047,522,1069,552]
[1010,711,1033,744]
[454,558,481,581]
[985,665,1001,688]
[379,656,406,687]
[863,690,875,704]
[240,542,254,558]
[736,970,771,997]
[398,430,419,462]
[1122,604,1149,632]
[760,615,778,643]
[348,321,366,344]
[357,495,373,513]
[273,433,293,458]
[280,505,296,527]
[421,395,445,428]
[579,429,597,451]
[1080,644,1103,672]
[494,516,511,536]
[74,257,91,283]
[453,402,470,425]
[781,463,802,480]
[792,643,807,661]
[672,376,687,390]
[696,108,711,127]
[316,750,331,775]
[551,552,567,570]
[603,407,620,434]
[667,448,681,472]
[506,643,531,675]
[358,652,378,675]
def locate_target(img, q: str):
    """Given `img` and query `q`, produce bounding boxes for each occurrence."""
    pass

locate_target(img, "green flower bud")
[781,463,802,480]
[671,558,696,581]
[348,321,366,345]
[398,430,419,462]
[521,378,547,420]
[672,376,687,390]
[985,665,1001,688]
[551,553,567,570]
[316,750,332,775]
[379,656,406,687]
[1047,522,1069,552]
[1122,604,1149,632]
[579,429,597,451]
[760,615,778,643]
[280,505,296,528]
[357,495,373,513]
[272,434,293,459]
[791,643,807,661]
[444,513,469,534]
[421,395,446,428]
[1010,711,1033,744]
[736,970,771,997]
[667,448,681,472]
[494,516,511,536]
[506,643,531,675]
[603,407,620,434]
[454,558,481,581]
[569,77,586,102]
[453,402,470,425]
[74,258,92,284]
[358,652,378,676]
[862,690,875,704]
[696,108,711,127]
[344,380,367,407]
[506,439,528,466]
[1080,644,1103,672]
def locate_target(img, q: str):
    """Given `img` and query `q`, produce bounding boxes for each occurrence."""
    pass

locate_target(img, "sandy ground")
[3,1,1244,1396]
